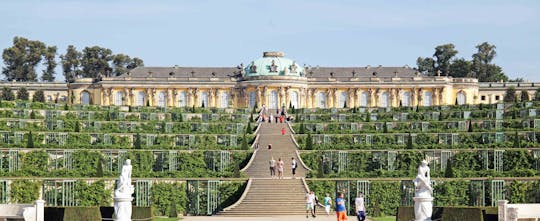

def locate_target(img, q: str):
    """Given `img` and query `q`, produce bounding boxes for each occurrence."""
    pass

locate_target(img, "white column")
[35,199,45,221]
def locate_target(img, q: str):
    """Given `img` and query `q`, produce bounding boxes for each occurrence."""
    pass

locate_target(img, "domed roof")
[245,52,304,77]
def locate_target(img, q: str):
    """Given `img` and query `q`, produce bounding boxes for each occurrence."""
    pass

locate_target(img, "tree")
[241,132,249,150]
[134,133,142,149]
[298,122,305,134]
[406,133,413,149]
[30,111,36,119]
[520,90,530,102]
[74,121,80,132]
[2,36,46,81]
[32,89,45,102]
[95,159,104,177]
[472,42,508,82]
[245,121,252,134]
[16,87,29,100]
[433,44,458,76]
[383,122,388,133]
[365,112,371,122]
[60,45,82,82]
[305,133,313,150]
[81,46,113,78]
[416,57,435,75]
[448,58,472,78]
[41,46,57,82]
[112,54,144,76]
[536,88,540,101]
[468,119,473,133]
[27,131,34,148]
[1,87,15,101]
[513,131,521,148]
[444,158,454,178]
[504,86,517,103]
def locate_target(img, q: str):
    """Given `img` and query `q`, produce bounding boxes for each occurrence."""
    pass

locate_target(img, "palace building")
[2,51,538,108]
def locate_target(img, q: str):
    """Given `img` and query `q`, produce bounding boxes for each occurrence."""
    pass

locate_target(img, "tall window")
[115,91,124,106]
[424,91,433,107]
[318,92,326,108]
[339,92,347,108]
[249,91,257,109]
[200,92,209,107]
[457,91,466,105]
[269,91,278,109]
[290,91,299,109]
[402,91,411,107]
[220,91,229,108]
[157,91,167,107]
[136,91,145,106]
[80,91,90,105]
[178,91,187,107]
[360,92,369,107]
[380,92,389,108]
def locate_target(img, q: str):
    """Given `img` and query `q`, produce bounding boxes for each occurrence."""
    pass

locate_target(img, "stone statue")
[413,160,433,221]
[290,62,298,73]
[249,62,257,73]
[270,60,278,72]
[114,159,135,221]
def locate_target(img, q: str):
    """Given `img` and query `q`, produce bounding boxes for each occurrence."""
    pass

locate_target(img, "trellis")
[400,180,415,206]
[356,181,370,212]
[0,180,8,203]
[175,135,195,147]
[186,180,221,215]
[490,180,505,206]
[322,151,348,174]
[45,110,59,119]
[134,180,151,206]
[440,151,452,171]
[534,150,540,171]
[0,150,20,172]
[470,180,485,206]
[43,180,76,206]
[387,151,397,171]
[494,150,504,172]
[45,133,68,146]
[204,151,231,172]
[145,134,157,146]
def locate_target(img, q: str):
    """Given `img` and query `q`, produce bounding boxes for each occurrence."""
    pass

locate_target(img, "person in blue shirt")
[336,193,348,221]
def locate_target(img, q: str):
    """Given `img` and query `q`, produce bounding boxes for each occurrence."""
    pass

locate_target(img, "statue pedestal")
[413,197,433,221]
[114,196,133,221]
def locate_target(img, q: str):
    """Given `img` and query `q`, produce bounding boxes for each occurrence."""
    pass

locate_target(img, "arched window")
[220,91,229,108]
[200,92,209,107]
[402,91,411,107]
[157,91,167,107]
[457,91,466,105]
[360,92,369,107]
[136,91,145,106]
[380,92,389,108]
[178,91,187,107]
[80,91,90,105]
[115,91,124,106]
[248,91,257,109]
[339,92,347,108]
[269,91,278,109]
[318,92,327,108]
[424,91,433,107]
[290,91,299,109]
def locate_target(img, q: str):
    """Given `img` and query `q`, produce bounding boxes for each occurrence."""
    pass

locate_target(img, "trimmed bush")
[63,207,101,221]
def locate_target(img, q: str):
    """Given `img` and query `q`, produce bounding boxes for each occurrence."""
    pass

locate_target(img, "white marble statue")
[114,159,134,221]
[413,160,433,221]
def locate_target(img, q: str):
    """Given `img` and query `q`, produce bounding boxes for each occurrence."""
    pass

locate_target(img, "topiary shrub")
[441,207,483,221]
[63,207,101,221]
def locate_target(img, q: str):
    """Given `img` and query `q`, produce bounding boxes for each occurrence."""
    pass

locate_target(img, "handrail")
[221,178,252,211]
[240,135,259,173]
[289,133,312,171]
[301,177,311,193]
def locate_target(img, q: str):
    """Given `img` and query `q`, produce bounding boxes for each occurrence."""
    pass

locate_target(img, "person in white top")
[291,157,297,179]
[305,191,316,218]
[269,157,276,178]
[277,158,284,179]
[355,192,366,221]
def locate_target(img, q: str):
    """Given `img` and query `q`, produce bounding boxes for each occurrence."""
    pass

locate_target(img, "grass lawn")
[370,216,396,221]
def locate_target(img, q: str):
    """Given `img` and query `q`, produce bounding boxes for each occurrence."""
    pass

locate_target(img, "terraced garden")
[0,101,255,217]
[291,103,540,216]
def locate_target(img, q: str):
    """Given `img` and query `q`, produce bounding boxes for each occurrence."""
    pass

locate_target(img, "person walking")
[323,193,332,216]
[291,157,297,179]
[306,191,316,218]
[355,192,366,221]
[269,157,276,178]
[277,158,284,179]
[269,113,274,124]
[336,192,348,221]
[268,144,272,150]
[281,127,286,135]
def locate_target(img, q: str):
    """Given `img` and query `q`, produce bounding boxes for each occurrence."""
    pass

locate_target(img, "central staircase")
[219,122,311,216]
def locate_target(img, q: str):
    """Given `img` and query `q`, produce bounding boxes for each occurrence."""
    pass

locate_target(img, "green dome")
[245,52,304,77]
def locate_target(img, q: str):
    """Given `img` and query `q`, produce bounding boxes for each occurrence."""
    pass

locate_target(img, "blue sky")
[1,0,539,81]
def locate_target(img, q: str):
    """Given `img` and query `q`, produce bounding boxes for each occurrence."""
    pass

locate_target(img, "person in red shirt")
[279,115,284,123]
[281,127,286,135]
